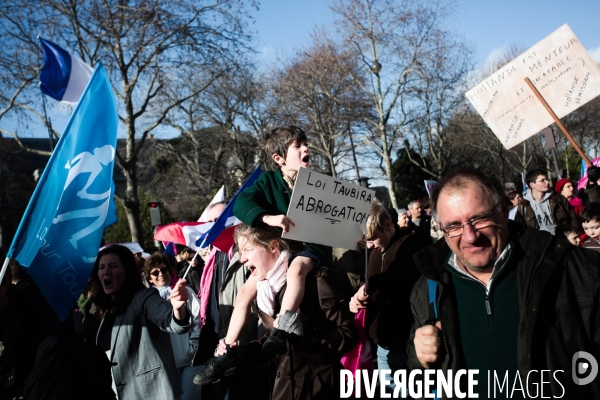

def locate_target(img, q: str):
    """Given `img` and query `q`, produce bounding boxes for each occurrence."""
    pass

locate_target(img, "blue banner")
[8,63,117,320]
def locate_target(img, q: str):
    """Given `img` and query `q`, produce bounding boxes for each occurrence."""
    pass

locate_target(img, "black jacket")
[365,228,429,351]
[407,221,600,398]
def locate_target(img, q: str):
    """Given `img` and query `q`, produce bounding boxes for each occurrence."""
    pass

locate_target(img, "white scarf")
[256,250,290,317]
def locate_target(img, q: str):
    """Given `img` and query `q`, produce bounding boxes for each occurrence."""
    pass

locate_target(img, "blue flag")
[8,63,118,321]
[39,37,94,103]
[198,167,262,248]
[163,241,176,256]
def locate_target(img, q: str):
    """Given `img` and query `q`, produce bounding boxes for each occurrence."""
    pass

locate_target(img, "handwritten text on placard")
[466,24,600,149]
[282,168,374,250]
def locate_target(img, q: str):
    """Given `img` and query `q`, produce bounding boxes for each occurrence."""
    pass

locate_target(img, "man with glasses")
[407,168,600,398]
[515,169,578,234]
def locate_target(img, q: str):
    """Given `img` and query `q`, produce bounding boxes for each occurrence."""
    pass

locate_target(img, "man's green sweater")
[448,247,522,399]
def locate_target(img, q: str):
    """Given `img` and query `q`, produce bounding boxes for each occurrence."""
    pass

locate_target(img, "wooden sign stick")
[524,77,592,166]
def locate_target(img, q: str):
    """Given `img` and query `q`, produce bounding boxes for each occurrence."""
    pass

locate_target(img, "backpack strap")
[427,278,440,400]
[427,278,438,323]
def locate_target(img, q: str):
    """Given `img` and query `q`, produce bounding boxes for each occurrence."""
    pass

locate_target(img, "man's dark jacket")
[407,221,600,399]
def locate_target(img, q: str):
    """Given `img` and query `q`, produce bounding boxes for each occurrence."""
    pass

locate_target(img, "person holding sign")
[194,126,333,384]
[349,201,428,395]
[515,169,578,235]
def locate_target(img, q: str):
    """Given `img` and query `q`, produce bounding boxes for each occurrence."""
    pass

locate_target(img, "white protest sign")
[466,24,600,149]
[282,168,374,250]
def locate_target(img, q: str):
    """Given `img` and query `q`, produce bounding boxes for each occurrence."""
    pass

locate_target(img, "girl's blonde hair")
[234,223,293,253]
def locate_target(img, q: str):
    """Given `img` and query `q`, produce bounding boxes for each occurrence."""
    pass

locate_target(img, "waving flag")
[6,63,117,321]
[154,222,214,250]
[198,186,225,222]
[39,37,93,103]
[198,167,262,250]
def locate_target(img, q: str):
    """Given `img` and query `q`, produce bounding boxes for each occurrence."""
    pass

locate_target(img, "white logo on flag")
[52,145,115,249]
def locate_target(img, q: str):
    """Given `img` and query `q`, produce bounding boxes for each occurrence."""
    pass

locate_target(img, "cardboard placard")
[282,168,375,250]
[466,24,600,149]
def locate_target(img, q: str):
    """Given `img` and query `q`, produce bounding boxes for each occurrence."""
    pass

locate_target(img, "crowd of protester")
[2,125,600,399]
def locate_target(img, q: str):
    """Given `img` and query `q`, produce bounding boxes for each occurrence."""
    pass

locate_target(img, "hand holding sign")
[262,214,295,233]
[282,168,374,250]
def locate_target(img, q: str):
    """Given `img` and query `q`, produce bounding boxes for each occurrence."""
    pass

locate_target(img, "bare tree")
[402,29,474,178]
[331,0,455,207]
[271,35,372,178]
[161,68,262,201]
[0,0,256,243]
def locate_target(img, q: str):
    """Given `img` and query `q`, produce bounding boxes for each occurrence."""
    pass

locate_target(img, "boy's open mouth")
[302,155,310,163]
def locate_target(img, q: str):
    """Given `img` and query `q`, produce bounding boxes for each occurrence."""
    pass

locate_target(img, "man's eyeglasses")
[150,267,169,277]
[439,208,498,238]
[536,178,548,183]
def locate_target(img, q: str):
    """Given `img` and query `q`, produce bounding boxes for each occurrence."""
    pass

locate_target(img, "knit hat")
[554,178,571,194]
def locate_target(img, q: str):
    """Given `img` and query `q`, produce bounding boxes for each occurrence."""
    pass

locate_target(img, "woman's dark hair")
[143,253,173,283]
[90,245,145,315]
[506,189,519,201]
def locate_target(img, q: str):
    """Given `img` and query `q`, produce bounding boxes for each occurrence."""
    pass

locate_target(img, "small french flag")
[39,37,94,103]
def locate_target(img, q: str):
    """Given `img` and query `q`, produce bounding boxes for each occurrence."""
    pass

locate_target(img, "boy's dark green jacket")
[233,169,333,267]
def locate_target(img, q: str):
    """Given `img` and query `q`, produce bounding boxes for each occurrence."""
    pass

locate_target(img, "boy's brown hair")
[581,202,600,224]
[555,224,578,240]
[263,125,308,170]
[366,200,392,239]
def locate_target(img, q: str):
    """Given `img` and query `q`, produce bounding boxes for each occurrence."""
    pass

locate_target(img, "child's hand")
[262,214,295,232]
[214,338,239,357]
[349,284,369,313]
[357,235,366,251]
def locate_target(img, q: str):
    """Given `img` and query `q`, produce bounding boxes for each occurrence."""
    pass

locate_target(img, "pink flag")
[340,308,373,395]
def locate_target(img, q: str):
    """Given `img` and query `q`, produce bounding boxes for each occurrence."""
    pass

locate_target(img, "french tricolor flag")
[39,37,94,103]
